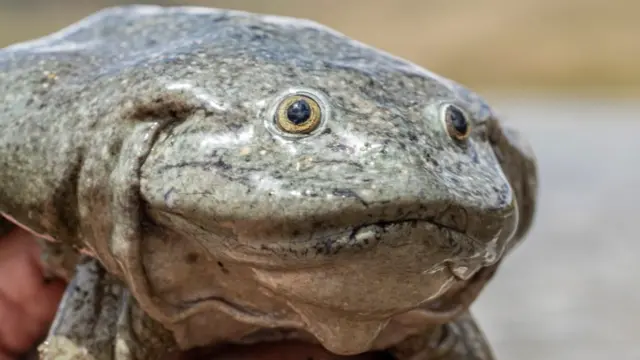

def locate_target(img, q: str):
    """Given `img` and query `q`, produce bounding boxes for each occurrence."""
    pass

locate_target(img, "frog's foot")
[389,311,495,360]
[38,257,178,360]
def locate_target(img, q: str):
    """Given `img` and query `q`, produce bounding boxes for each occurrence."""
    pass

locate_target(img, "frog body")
[0,5,537,359]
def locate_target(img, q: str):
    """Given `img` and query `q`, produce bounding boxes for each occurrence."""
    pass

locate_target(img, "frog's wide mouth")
[243,217,486,259]
[153,208,507,270]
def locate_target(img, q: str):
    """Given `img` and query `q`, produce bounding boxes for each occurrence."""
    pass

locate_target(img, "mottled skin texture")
[0,5,538,360]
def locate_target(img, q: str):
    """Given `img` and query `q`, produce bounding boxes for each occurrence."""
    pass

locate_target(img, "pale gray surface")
[473,98,640,360]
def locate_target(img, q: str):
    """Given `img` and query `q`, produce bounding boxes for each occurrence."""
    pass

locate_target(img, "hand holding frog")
[0,227,65,360]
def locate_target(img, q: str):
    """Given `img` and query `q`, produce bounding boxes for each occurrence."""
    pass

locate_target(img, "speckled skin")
[0,5,538,360]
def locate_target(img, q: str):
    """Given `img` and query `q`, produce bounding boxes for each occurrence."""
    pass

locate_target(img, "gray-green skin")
[0,5,538,360]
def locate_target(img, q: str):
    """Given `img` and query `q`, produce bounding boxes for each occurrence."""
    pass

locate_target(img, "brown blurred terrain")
[1,1,639,360]
[1,0,639,95]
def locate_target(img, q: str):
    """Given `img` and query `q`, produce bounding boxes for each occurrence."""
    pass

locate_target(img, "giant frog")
[0,6,538,360]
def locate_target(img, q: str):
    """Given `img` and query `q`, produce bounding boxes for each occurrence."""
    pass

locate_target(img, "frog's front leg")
[389,311,495,360]
[113,288,180,360]
[38,257,178,360]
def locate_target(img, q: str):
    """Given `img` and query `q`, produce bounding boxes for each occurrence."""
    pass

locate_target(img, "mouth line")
[153,209,481,264]
[349,216,473,243]
[156,208,472,239]
[352,217,467,236]
[243,217,479,262]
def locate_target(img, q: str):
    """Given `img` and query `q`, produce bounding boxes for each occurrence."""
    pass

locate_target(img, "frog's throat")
[169,261,498,355]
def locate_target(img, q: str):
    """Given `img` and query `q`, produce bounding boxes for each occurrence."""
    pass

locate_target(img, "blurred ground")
[472,98,640,360]
[1,1,639,359]
[1,0,639,94]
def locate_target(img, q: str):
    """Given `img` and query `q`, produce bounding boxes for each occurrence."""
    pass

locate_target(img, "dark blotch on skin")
[185,253,199,264]
[217,261,230,274]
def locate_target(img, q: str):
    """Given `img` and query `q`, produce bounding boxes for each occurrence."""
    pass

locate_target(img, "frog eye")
[275,94,323,134]
[443,104,471,141]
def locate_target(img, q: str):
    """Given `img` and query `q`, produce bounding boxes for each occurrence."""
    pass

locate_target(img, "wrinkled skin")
[0,5,538,360]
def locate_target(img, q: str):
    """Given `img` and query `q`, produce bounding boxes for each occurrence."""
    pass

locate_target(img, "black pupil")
[449,107,468,134]
[286,99,312,125]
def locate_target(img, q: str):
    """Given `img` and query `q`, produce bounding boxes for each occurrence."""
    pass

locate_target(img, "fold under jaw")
[179,260,499,357]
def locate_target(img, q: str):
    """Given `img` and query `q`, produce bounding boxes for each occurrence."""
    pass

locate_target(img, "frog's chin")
[170,259,497,357]
[183,262,498,357]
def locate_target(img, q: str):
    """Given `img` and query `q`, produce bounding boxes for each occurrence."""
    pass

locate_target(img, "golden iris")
[275,95,322,134]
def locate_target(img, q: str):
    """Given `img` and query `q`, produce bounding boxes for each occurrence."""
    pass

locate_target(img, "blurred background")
[1,1,638,359]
